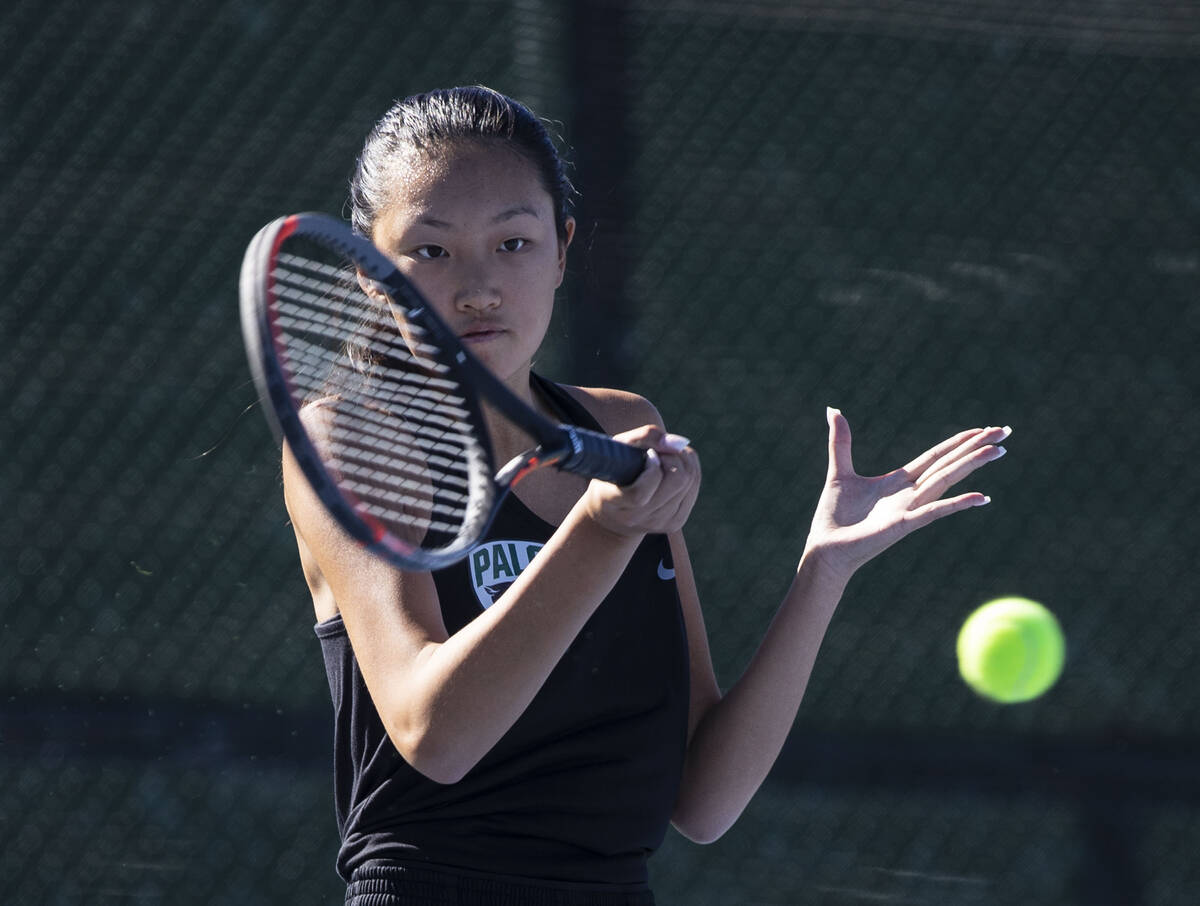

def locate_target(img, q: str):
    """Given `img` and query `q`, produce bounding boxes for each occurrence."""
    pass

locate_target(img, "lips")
[458,323,505,344]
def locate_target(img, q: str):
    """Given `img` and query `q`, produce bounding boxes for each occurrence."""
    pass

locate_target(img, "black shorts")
[344,860,656,906]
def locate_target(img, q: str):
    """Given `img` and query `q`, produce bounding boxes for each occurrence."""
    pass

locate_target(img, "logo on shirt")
[468,539,545,609]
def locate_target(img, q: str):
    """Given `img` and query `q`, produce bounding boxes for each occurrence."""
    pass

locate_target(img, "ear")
[356,268,388,303]
[555,216,576,287]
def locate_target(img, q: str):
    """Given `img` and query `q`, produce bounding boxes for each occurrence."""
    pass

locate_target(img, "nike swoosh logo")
[657,560,675,581]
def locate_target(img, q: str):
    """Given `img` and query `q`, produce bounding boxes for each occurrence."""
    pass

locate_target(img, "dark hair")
[349,86,574,241]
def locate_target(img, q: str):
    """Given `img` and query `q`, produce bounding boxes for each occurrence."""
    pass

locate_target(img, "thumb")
[826,406,854,480]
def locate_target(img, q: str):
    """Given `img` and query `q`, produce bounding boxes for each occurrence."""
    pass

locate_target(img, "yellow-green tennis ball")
[957,597,1064,703]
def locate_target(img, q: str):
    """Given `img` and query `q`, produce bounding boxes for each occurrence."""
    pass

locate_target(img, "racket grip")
[560,426,648,486]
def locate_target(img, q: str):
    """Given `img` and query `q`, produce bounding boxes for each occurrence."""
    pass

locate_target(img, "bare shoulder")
[296,394,340,441]
[556,384,665,435]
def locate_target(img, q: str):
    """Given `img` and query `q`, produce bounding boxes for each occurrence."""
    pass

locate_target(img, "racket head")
[239,213,499,571]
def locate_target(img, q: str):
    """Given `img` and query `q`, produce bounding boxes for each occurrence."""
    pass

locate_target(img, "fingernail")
[662,433,691,452]
[999,425,1012,439]
[645,448,661,468]
[827,406,841,419]
[994,445,1007,458]
[978,495,992,506]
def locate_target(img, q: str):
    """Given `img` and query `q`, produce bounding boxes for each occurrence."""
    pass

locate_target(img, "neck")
[484,366,546,465]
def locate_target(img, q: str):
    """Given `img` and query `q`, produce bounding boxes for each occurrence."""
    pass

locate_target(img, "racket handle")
[559,426,648,486]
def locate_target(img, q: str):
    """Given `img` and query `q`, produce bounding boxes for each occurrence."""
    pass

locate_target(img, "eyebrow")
[492,204,541,223]
[415,205,542,230]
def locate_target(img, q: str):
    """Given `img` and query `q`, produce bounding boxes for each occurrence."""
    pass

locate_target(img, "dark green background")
[2,1,1198,903]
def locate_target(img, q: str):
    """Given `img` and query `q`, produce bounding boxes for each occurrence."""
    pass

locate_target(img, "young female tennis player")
[283,86,1009,905]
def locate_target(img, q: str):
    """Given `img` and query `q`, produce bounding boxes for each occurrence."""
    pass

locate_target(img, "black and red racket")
[239,212,645,571]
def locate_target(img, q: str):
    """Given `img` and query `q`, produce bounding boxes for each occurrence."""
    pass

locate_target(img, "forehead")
[377,141,550,223]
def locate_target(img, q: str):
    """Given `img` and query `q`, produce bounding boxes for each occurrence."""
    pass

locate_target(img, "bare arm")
[671,409,1010,842]
[286,402,702,785]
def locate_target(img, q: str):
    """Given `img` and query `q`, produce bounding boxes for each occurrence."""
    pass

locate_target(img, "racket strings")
[269,249,492,543]
[271,261,448,366]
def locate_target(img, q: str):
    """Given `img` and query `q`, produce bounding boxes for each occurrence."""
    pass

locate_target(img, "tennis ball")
[956,597,1064,703]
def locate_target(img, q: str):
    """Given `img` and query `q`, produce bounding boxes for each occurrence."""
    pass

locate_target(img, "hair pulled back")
[349,86,574,241]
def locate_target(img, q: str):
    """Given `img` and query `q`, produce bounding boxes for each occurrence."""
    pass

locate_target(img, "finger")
[659,443,699,475]
[654,432,692,454]
[826,407,855,481]
[655,489,699,533]
[639,447,701,526]
[642,465,702,532]
[904,491,991,532]
[619,447,664,504]
[670,464,703,529]
[903,425,1011,482]
[899,428,983,480]
[912,424,1010,491]
[913,442,1006,506]
[680,444,701,487]
[644,449,693,501]
[614,424,666,450]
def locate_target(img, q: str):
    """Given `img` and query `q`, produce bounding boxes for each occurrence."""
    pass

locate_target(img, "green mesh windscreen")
[2,1,1197,903]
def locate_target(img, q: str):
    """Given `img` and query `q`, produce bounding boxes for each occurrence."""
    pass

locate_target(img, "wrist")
[797,542,855,596]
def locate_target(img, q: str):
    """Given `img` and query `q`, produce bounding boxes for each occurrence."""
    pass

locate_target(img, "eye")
[499,237,528,253]
[412,245,447,260]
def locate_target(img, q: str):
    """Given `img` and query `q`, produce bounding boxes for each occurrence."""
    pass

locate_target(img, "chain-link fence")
[2,1,1198,903]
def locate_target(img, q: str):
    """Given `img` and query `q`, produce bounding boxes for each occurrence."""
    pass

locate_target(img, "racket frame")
[240,212,643,571]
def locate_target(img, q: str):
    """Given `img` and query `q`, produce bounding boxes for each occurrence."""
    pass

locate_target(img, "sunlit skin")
[371,145,573,438]
[282,135,1010,850]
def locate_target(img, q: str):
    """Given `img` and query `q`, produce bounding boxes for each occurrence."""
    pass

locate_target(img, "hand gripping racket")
[239,212,646,571]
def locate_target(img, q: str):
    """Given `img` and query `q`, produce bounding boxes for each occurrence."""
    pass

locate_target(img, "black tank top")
[315,375,690,885]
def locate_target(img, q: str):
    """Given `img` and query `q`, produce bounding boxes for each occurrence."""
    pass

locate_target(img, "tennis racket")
[239,212,646,571]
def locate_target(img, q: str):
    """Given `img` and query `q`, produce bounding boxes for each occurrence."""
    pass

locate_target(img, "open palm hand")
[805,408,1010,581]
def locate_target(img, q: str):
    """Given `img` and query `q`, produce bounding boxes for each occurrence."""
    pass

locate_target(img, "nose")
[453,259,501,313]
